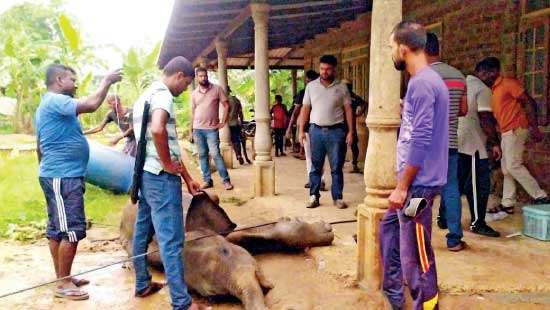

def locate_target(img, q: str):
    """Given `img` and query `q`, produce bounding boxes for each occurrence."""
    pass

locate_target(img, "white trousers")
[500,128,547,207]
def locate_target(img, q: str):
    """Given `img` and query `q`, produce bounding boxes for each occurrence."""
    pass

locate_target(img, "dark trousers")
[438,149,462,248]
[381,186,440,310]
[273,128,285,155]
[229,125,242,158]
[458,152,491,228]
[350,130,359,166]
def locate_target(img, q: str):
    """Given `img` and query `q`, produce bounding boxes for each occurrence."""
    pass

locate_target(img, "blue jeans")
[193,129,230,183]
[309,124,346,200]
[438,149,463,248]
[133,171,191,310]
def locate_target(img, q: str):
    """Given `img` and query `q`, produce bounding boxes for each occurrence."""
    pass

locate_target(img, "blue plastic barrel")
[85,140,135,193]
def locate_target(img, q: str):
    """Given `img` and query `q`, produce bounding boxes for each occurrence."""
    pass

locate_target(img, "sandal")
[72,277,90,287]
[135,282,165,298]
[55,288,89,300]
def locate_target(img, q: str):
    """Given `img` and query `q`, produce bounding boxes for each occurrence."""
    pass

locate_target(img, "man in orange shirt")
[478,57,549,213]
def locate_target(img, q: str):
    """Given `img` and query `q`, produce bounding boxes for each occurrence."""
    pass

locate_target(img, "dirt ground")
[1,144,549,309]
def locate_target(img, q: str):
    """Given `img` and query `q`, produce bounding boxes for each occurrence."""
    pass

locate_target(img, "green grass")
[0,153,128,239]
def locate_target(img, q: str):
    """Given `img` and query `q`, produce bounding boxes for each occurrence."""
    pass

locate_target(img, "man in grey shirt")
[298,55,353,209]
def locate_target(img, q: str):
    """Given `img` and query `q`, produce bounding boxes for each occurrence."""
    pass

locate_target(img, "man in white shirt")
[456,58,502,237]
[298,55,353,209]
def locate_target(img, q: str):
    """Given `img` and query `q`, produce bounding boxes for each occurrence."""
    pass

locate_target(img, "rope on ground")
[0,218,356,300]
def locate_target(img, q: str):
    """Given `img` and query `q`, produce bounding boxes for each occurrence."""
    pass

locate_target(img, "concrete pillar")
[357,0,402,291]
[215,38,233,169]
[251,3,274,197]
[291,69,297,98]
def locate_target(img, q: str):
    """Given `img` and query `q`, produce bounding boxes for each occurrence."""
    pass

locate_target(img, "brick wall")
[404,0,550,197]
[302,2,550,196]
[404,0,520,76]
[303,13,370,71]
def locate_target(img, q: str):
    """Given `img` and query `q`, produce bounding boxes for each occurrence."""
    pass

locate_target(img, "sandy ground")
[1,144,549,309]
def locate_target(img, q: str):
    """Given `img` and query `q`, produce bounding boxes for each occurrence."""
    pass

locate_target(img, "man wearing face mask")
[380,22,449,310]
[298,55,353,209]
[35,64,122,300]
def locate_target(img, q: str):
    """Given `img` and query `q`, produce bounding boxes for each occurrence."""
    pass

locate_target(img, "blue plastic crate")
[522,204,550,241]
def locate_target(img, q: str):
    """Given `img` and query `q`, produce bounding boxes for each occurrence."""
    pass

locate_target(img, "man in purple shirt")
[380,21,449,310]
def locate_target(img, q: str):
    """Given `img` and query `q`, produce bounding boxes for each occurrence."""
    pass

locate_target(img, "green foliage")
[117,42,162,105]
[5,220,47,241]
[0,153,127,240]
[174,90,192,137]
[228,69,303,119]
[0,1,101,133]
[58,14,81,52]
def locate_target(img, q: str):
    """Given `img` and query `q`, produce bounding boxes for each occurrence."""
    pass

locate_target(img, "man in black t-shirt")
[84,94,136,156]
[341,79,367,173]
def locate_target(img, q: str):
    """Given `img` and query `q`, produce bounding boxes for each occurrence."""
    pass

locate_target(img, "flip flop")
[72,278,90,287]
[135,282,165,298]
[55,288,89,300]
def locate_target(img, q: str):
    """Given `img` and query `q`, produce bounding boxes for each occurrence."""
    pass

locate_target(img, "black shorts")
[39,177,86,242]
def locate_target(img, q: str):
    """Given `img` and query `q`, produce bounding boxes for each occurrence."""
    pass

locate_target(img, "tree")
[0,1,100,133]
[228,69,303,119]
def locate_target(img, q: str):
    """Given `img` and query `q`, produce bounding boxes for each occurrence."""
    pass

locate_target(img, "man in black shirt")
[84,94,136,156]
[341,79,367,173]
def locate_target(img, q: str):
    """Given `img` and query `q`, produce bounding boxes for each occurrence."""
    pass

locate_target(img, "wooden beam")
[183,0,247,5]
[270,6,365,20]
[274,47,296,65]
[192,5,251,66]
[179,8,242,18]
[168,29,220,35]
[271,0,348,11]
[175,19,234,27]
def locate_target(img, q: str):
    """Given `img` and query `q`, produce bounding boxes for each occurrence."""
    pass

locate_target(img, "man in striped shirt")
[426,33,472,251]
[132,57,204,310]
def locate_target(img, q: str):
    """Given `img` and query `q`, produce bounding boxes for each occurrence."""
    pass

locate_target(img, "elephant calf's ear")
[186,193,237,234]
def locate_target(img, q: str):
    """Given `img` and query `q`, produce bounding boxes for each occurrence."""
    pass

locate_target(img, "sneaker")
[485,211,508,222]
[306,195,320,208]
[534,196,550,205]
[223,181,234,190]
[437,215,447,230]
[448,241,467,252]
[334,199,348,209]
[238,157,244,165]
[471,223,500,237]
[201,181,213,189]
[320,181,327,191]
